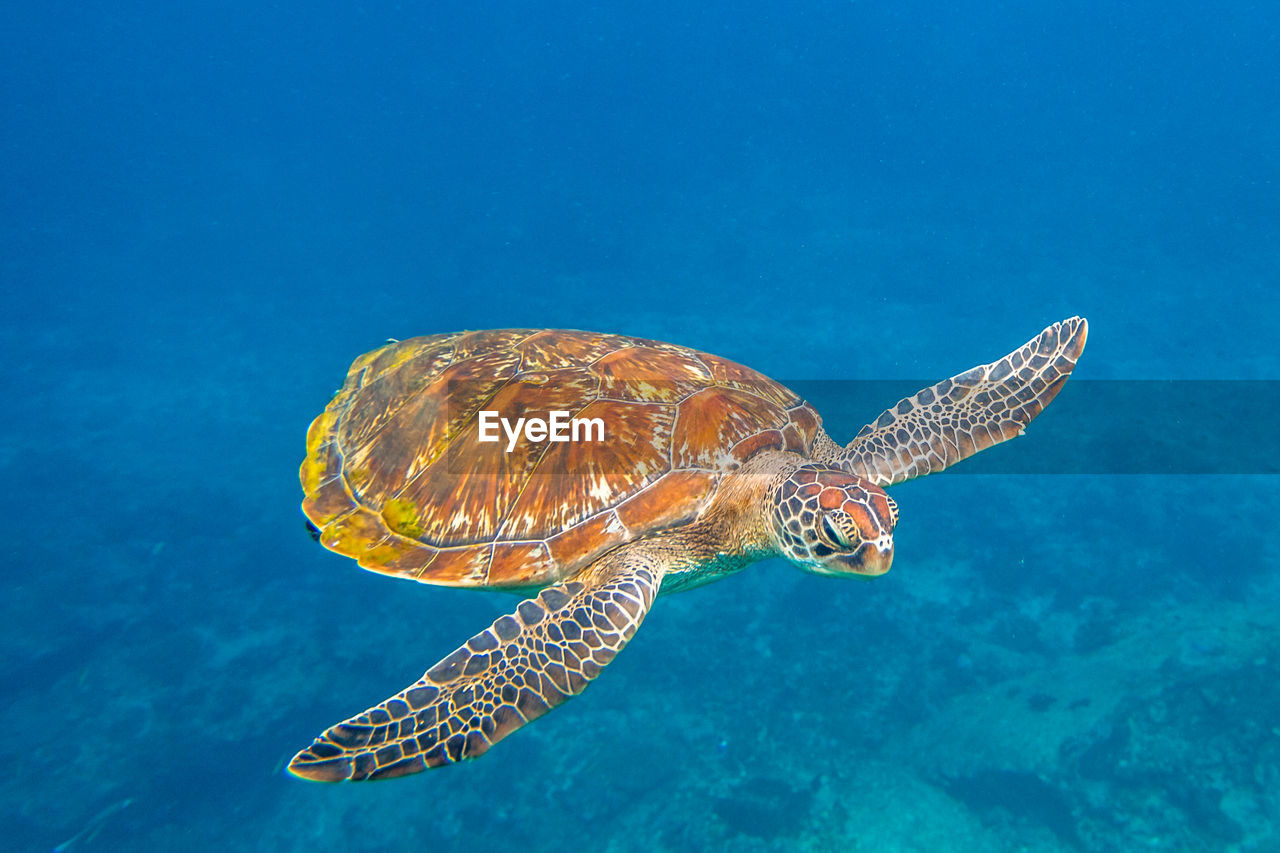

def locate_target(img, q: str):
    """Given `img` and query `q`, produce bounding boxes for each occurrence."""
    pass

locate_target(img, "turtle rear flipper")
[289,553,664,781]
[840,317,1087,486]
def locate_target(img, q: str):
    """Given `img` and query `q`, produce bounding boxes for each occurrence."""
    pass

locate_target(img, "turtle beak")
[836,540,893,576]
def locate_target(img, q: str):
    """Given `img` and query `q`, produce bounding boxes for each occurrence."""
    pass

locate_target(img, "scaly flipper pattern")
[289,555,663,781]
[840,317,1087,487]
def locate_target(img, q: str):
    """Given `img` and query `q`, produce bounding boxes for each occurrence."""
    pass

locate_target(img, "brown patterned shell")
[300,329,821,589]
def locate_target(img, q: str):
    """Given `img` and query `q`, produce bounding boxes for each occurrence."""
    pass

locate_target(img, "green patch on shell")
[383,498,425,538]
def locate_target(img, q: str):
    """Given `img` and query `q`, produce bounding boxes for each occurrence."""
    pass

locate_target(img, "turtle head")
[769,465,898,577]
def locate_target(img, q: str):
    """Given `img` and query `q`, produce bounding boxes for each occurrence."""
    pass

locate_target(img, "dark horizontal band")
[801,379,1277,476]
[424,379,1277,476]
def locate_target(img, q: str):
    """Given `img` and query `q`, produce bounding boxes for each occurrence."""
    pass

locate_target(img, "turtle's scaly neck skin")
[646,450,783,594]
[655,448,897,593]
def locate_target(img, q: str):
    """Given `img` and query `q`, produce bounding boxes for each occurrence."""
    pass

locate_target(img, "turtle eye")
[821,514,853,549]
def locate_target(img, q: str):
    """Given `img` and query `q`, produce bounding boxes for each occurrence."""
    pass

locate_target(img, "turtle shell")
[301,329,821,588]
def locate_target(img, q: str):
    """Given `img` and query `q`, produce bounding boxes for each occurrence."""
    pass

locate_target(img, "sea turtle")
[290,317,1088,781]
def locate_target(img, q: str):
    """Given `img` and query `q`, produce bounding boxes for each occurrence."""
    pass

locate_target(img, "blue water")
[3,2,1277,850]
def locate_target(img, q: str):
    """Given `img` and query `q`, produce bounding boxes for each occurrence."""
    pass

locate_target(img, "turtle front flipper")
[838,317,1087,486]
[289,553,663,781]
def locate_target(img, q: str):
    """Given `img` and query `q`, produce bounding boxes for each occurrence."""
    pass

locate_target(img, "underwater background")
[3,1,1278,850]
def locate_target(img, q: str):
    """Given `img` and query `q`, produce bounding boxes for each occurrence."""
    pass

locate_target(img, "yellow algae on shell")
[382,498,425,538]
